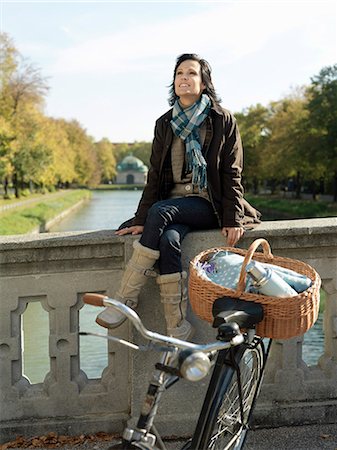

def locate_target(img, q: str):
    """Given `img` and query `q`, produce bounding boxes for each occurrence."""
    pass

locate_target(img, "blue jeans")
[139,196,218,274]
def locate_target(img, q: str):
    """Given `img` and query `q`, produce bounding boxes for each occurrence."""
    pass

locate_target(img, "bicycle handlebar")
[83,293,244,352]
[83,293,106,307]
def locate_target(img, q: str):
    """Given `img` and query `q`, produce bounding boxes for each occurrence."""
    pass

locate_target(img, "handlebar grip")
[83,293,107,307]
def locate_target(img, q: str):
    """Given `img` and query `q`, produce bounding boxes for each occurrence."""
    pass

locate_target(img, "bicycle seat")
[212,296,264,329]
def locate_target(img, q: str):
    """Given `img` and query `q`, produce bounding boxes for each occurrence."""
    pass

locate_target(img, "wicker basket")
[189,238,321,339]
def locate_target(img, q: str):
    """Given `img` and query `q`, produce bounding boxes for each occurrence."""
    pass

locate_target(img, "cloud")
[51,2,336,75]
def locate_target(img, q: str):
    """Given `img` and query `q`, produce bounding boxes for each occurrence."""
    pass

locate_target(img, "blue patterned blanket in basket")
[196,250,312,294]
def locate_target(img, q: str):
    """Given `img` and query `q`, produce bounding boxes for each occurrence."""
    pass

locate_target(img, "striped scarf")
[170,94,211,191]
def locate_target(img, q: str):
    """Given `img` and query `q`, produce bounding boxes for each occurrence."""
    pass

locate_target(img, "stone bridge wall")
[0,218,336,442]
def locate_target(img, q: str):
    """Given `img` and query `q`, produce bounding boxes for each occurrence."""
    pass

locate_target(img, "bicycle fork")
[122,351,178,450]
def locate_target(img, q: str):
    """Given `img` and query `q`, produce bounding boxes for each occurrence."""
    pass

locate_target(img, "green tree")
[262,91,315,197]
[113,143,133,164]
[306,64,337,200]
[113,141,151,168]
[129,141,152,167]
[235,104,270,194]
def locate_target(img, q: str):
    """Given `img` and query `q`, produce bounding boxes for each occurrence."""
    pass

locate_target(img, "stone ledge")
[0,413,127,444]
[0,229,122,249]
[1,217,336,249]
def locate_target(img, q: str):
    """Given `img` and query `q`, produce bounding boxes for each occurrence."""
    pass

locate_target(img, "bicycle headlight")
[180,351,211,382]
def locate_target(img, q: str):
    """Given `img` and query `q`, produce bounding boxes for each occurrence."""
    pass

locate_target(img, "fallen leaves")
[0,431,117,449]
[320,434,332,439]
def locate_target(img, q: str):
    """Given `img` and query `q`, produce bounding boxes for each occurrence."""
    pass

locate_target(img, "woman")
[96,53,260,339]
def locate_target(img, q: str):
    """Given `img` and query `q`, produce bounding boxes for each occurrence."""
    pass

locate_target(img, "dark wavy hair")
[168,53,221,107]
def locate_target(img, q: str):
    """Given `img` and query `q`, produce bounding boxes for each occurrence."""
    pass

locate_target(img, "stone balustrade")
[0,217,337,442]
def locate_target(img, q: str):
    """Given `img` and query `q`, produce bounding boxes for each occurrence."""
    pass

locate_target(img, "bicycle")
[80,293,272,450]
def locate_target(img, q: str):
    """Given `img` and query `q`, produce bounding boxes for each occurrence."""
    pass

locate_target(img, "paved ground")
[67,424,337,449]
[74,424,337,450]
[4,423,336,450]
[245,423,337,450]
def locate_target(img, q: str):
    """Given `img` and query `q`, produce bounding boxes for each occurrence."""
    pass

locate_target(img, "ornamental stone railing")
[0,217,336,443]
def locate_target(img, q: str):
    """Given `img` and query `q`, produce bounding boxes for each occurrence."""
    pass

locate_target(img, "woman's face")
[174,59,206,107]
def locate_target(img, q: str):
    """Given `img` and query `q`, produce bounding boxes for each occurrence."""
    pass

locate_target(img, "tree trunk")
[13,173,20,198]
[3,177,9,198]
[253,177,259,195]
[319,177,325,195]
[295,171,302,199]
[270,178,277,195]
[312,180,317,201]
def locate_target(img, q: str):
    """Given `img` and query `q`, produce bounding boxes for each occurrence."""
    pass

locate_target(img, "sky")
[1,0,336,142]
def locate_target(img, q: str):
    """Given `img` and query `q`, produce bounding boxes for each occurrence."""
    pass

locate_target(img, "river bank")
[0,190,91,235]
[246,193,337,220]
[2,189,336,236]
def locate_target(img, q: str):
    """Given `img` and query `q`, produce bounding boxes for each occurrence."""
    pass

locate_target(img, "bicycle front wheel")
[200,341,265,450]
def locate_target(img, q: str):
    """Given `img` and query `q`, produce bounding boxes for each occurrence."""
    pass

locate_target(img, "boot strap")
[144,268,158,278]
[125,299,138,308]
[160,294,182,305]
[128,261,157,278]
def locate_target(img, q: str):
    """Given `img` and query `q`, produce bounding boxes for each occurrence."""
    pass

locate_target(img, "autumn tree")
[0,32,49,196]
[62,120,100,187]
[0,33,18,194]
[40,118,77,188]
[94,138,117,183]
[0,116,14,197]
[11,110,54,192]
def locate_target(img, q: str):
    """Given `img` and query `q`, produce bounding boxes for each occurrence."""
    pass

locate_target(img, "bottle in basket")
[246,261,298,297]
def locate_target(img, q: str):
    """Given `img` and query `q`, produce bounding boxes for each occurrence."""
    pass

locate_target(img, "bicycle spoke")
[207,343,264,450]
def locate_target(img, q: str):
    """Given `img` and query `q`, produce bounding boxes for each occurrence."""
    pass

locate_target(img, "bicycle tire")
[192,340,265,450]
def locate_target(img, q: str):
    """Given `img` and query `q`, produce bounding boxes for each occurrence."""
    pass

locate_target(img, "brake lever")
[79,331,176,353]
[79,331,140,350]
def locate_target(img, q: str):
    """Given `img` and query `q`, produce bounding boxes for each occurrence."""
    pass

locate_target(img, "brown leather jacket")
[131,104,261,229]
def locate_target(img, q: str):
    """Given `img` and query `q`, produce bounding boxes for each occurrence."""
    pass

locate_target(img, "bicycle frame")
[121,351,179,450]
[190,336,271,450]
[81,293,269,450]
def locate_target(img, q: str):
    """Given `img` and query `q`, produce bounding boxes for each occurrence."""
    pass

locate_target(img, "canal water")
[51,189,143,232]
[22,190,324,383]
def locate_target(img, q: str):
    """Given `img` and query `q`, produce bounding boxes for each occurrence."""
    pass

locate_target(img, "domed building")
[115,153,148,185]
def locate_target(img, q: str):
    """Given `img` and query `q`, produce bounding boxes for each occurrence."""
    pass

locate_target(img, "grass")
[245,194,337,219]
[94,184,144,191]
[0,190,91,235]
[319,290,326,313]
[0,191,54,207]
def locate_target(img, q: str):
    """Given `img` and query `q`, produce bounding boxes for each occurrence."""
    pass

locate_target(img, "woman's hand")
[115,225,144,236]
[221,227,244,247]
